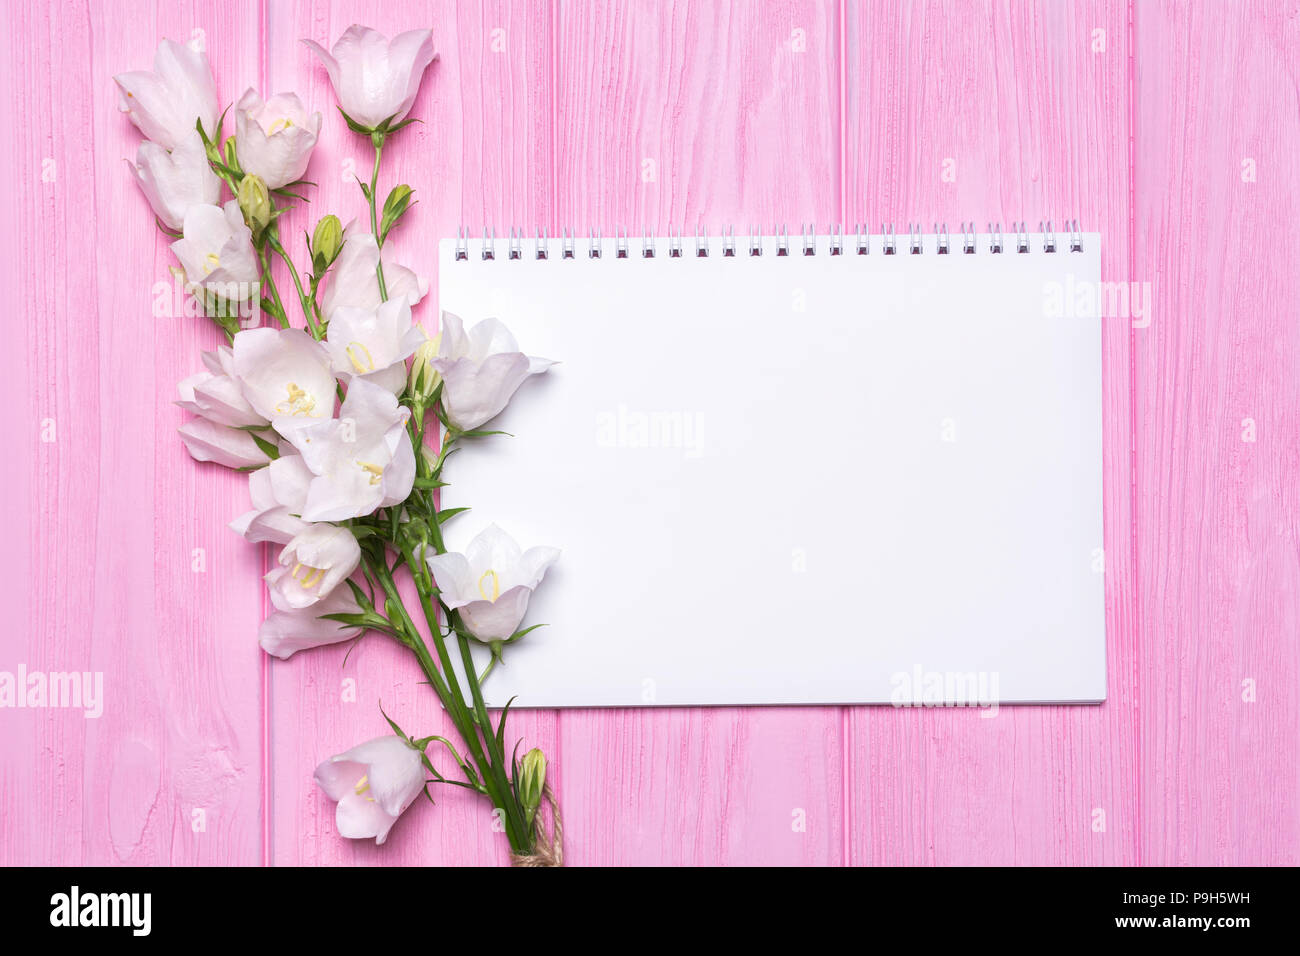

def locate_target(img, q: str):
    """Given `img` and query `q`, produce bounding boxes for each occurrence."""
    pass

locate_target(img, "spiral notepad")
[439,224,1106,707]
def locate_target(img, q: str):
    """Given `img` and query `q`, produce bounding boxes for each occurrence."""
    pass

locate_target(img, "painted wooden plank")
[2,0,1294,869]
[265,0,557,865]
[843,0,1138,865]
[1132,0,1300,866]
[552,0,846,865]
[0,0,267,864]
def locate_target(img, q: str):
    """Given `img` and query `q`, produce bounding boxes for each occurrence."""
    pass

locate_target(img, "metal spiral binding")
[961,222,976,254]
[883,224,897,255]
[454,222,1085,260]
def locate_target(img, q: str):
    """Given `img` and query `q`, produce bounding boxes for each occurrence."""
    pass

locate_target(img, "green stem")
[269,233,321,338]
[452,614,530,842]
[257,246,290,329]
[368,140,389,301]
[369,552,530,853]
[476,653,499,685]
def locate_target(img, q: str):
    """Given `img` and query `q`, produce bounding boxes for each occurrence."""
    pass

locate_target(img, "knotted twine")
[510,783,564,867]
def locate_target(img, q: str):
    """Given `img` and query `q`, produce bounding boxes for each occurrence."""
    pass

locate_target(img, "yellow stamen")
[275,382,317,417]
[354,774,375,801]
[358,461,384,486]
[290,563,325,589]
[268,117,294,134]
[478,569,500,602]
[346,341,375,374]
[203,252,221,275]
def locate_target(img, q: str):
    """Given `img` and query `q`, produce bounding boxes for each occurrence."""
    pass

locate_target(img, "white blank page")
[438,234,1106,706]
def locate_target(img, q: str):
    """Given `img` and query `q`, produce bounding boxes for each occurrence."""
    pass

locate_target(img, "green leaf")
[378,702,407,742]
[259,297,284,322]
[504,623,547,645]
[337,106,374,136]
[435,507,470,525]
[223,137,241,175]
[384,115,422,134]
[412,477,448,490]
[495,696,518,755]
[318,612,369,627]
[344,577,374,611]
[248,431,280,460]
[154,217,183,239]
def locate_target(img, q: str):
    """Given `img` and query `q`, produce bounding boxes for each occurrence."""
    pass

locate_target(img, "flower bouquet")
[116,25,563,864]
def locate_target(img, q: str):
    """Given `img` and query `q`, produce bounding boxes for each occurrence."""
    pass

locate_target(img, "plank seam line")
[259,0,273,870]
[1126,0,1141,870]
[837,0,853,870]
[550,0,564,864]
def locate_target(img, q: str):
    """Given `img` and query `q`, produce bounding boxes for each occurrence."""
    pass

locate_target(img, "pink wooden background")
[1,0,1296,866]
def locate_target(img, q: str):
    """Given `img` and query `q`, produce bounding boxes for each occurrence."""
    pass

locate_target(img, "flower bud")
[407,329,442,401]
[237,173,273,243]
[311,214,344,275]
[518,747,547,828]
[380,184,414,242]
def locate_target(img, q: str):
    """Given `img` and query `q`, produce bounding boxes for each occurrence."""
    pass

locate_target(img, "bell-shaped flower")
[231,327,337,436]
[260,584,364,660]
[287,378,415,522]
[234,88,322,189]
[303,25,436,131]
[171,201,260,302]
[431,312,555,432]
[320,232,428,324]
[324,297,425,394]
[177,418,271,470]
[130,129,221,231]
[314,735,426,845]
[265,523,361,611]
[230,453,314,544]
[425,524,559,642]
[115,38,220,150]
[177,345,268,428]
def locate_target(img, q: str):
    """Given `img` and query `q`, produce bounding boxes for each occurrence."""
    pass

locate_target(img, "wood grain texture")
[265,0,556,866]
[0,0,267,865]
[0,0,1295,866]
[552,0,846,865]
[1132,0,1300,865]
[843,0,1138,866]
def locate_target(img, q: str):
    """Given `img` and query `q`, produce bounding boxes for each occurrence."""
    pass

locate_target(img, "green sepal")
[435,506,470,525]
[504,623,547,645]
[380,184,415,243]
[248,432,280,460]
[337,107,373,136]
[378,701,409,743]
